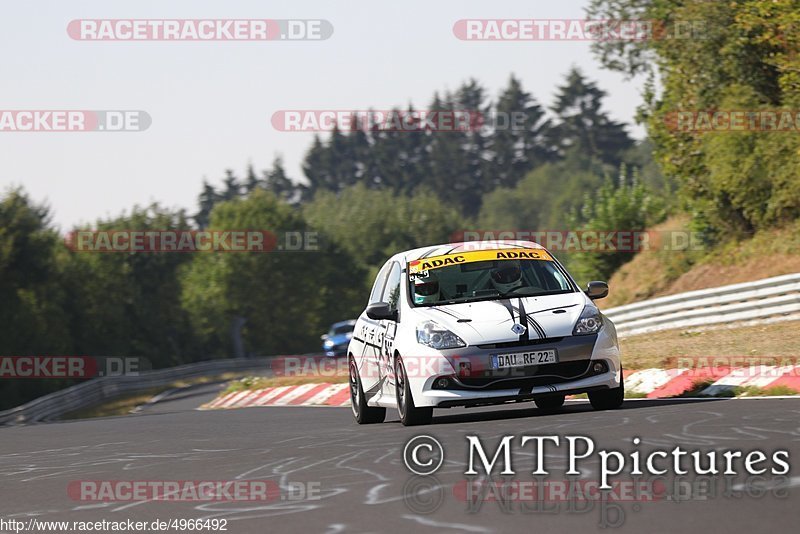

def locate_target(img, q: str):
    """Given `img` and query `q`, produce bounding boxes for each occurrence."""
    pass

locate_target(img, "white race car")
[347,240,623,426]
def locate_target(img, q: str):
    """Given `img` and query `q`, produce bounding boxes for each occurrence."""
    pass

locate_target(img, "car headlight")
[323,339,334,349]
[573,306,603,335]
[416,320,466,350]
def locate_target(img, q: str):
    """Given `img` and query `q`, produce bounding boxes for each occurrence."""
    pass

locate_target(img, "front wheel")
[349,356,386,424]
[588,372,625,411]
[395,355,433,426]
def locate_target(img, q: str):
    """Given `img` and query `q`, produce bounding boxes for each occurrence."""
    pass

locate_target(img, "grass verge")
[619,319,800,370]
[604,216,800,307]
[60,372,255,420]
[723,385,798,397]
[223,374,348,395]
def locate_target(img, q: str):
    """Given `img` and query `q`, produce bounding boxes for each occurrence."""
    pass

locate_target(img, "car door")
[355,261,392,403]
[377,262,402,398]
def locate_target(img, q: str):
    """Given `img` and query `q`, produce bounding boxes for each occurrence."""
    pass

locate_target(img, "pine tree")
[427,91,472,212]
[348,116,372,188]
[549,68,633,167]
[221,170,241,201]
[244,164,261,193]
[195,180,219,228]
[327,125,356,191]
[454,79,491,216]
[489,75,553,189]
[264,157,298,203]
[302,135,327,198]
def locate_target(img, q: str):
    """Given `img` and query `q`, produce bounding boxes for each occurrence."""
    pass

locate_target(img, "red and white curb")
[200,383,351,410]
[623,365,800,398]
[199,366,800,410]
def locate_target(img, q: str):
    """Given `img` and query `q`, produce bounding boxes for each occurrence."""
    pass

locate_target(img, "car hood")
[413,292,588,345]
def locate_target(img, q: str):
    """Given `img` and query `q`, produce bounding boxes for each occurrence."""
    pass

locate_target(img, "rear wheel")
[588,372,625,411]
[395,355,433,426]
[349,356,386,424]
[535,394,565,411]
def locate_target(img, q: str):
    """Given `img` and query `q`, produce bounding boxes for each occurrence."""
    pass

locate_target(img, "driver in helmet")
[490,261,524,294]
[413,273,440,305]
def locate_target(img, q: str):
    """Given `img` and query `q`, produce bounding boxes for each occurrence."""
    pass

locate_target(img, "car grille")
[450,359,595,390]
[477,337,565,349]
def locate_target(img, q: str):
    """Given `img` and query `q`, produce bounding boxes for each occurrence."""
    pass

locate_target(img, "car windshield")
[329,324,354,336]
[408,248,574,306]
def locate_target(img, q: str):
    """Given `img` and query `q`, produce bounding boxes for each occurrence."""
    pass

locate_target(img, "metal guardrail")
[0,358,272,426]
[603,273,800,337]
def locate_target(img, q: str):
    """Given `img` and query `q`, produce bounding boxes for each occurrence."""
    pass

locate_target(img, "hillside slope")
[601,216,800,308]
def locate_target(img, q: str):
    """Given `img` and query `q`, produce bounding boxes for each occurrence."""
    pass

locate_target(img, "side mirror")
[366,302,397,321]
[585,281,609,300]
[320,334,329,341]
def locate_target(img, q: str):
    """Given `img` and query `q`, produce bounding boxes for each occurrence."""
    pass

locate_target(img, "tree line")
[198,68,653,223]
[588,0,800,241]
[1,67,667,409]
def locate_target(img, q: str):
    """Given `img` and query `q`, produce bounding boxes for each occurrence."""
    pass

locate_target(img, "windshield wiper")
[497,287,544,299]
[421,288,552,306]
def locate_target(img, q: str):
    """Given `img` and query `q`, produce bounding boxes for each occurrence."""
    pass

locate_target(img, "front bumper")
[424,368,620,408]
[406,330,621,408]
[323,344,349,357]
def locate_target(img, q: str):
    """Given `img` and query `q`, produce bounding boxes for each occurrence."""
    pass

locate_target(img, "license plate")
[491,349,557,369]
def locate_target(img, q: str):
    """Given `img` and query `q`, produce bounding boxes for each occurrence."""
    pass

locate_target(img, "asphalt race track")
[2,385,799,533]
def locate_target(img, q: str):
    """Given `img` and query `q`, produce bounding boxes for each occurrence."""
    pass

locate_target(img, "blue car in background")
[322,320,357,357]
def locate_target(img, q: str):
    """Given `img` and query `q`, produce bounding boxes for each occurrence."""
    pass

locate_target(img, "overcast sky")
[1,0,647,230]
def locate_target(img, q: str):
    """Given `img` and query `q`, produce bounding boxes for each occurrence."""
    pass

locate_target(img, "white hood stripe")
[526,315,547,339]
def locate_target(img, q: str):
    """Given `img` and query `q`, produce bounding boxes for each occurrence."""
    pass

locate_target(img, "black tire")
[349,356,386,424]
[588,373,625,411]
[535,394,565,411]
[395,355,433,426]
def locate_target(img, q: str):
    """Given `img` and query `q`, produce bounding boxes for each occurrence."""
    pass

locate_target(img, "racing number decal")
[380,322,397,391]
[359,322,372,343]
[356,318,396,399]
[357,320,383,397]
